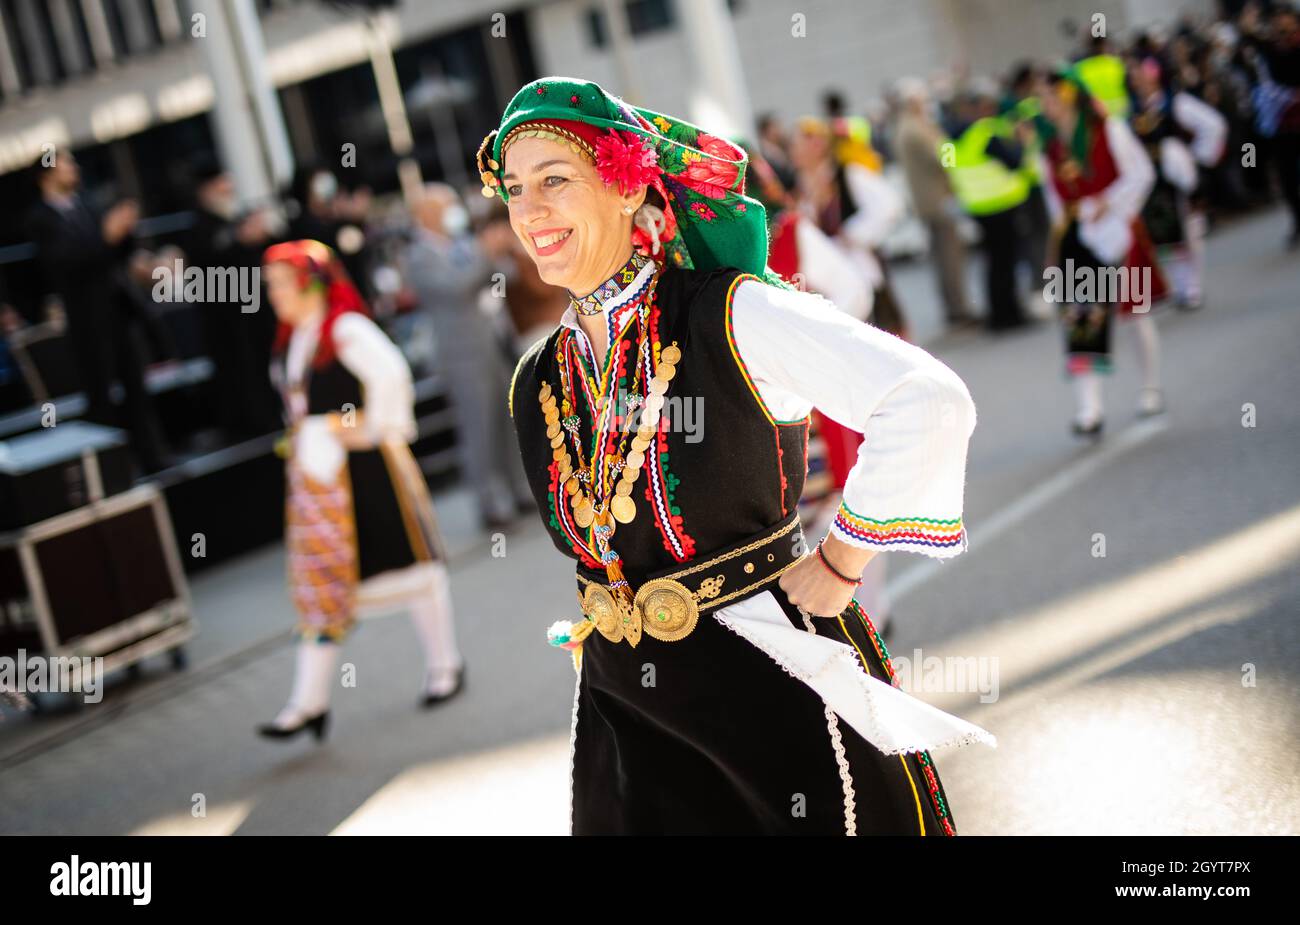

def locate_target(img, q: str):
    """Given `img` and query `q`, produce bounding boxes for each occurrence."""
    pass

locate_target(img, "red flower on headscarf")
[594,129,660,195]
[680,132,740,199]
[689,201,717,221]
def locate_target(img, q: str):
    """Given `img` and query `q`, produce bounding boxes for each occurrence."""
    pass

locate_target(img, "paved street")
[2,208,1297,836]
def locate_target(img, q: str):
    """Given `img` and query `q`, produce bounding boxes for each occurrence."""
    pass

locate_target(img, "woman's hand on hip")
[779,534,876,619]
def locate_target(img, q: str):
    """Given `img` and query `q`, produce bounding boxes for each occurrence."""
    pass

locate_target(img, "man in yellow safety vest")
[1074,35,1132,119]
[945,82,1032,330]
[1003,62,1052,291]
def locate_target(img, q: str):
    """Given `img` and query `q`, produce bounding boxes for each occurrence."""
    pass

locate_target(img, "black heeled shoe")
[1071,418,1104,441]
[420,665,466,709]
[257,710,329,742]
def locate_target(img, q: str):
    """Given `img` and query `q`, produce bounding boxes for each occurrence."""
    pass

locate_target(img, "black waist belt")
[574,509,805,646]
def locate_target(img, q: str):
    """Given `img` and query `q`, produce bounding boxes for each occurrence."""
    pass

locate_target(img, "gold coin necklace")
[537,273,682,640]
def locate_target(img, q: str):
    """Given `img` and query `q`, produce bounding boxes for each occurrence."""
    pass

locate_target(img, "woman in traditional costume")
[257,240,464,741]
[1129,55,1227,311]
[1036,68,1168,438]
[789,115,911,338]
[488,78,995,834]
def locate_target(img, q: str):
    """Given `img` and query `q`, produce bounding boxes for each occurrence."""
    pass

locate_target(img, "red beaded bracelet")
[815,541,861,587]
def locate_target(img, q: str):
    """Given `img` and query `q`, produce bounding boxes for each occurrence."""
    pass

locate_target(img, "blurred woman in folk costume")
[746,149,896,641]
[1129,55,1228,311]
[1035,68,1169,439]
[257,240,465,742]
[488,76,994,835]
[789,115,912,339]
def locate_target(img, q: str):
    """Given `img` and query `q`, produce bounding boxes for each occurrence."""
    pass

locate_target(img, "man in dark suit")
[26,148,168,473]
[179,156,281,440]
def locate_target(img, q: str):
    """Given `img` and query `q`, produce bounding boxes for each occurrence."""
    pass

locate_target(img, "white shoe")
[1137,388,1165,417]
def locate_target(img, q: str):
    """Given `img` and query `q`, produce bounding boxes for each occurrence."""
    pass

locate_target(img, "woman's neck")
[572,243,636,299]
[1053,111,1079,145]
[570,244,641,371]
[296,302,327,332]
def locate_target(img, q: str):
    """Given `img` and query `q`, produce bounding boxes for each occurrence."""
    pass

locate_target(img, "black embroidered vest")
[303,355,362,417]
[510,264,810,588]
[273,322,364,420]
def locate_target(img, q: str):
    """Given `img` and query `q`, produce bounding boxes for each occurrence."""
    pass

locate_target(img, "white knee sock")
[1131,312,1161,392]
[275,639,339,726]
[1168,246,1192,302]
[1180,212,1206,302]
[1073,371,1104,426]
[407,562,463,695]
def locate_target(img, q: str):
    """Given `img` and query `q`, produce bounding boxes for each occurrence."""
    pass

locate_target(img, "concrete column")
[49,0,90,77]
[116,0,156,55]
[0,7,25,96]
[194,0,293,206]
[228,0,293,190]
[13,0,57,86]
[674,0,755,140]
[79,0,117,67]
[151,0,183,43]
[599,0,639,102]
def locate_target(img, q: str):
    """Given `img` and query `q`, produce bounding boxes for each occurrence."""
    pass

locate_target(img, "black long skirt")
[1055,220,1114,374]
[334,442,445,580]
[569,586,959,835]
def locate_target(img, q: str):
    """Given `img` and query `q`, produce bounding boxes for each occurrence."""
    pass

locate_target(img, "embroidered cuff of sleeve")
[829,502,967,559]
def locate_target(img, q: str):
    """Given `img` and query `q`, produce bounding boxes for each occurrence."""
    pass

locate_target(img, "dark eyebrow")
[502,159,575,180]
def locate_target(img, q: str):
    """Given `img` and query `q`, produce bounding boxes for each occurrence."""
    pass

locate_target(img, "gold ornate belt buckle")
[568,514,799,655]
[581,576,709,645]
[634,577,700,642]
[582,582,626,644]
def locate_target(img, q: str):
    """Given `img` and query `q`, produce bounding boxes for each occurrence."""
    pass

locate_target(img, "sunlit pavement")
[1,209,1296,835]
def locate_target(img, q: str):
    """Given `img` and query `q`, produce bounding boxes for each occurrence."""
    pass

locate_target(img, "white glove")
[295,415,346,484]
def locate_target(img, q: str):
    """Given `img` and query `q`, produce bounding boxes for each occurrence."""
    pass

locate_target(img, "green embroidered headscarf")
[477,76,790,288]
[1042,65,1107,165]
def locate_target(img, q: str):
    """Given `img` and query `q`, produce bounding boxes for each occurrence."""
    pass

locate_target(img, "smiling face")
[501,133,646,295]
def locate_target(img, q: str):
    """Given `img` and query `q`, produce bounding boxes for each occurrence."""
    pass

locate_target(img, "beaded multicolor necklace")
[537,257,681,646]
[568,249,651,316]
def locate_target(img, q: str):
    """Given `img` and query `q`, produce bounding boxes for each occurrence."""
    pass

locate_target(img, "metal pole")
[364,13,425,204]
